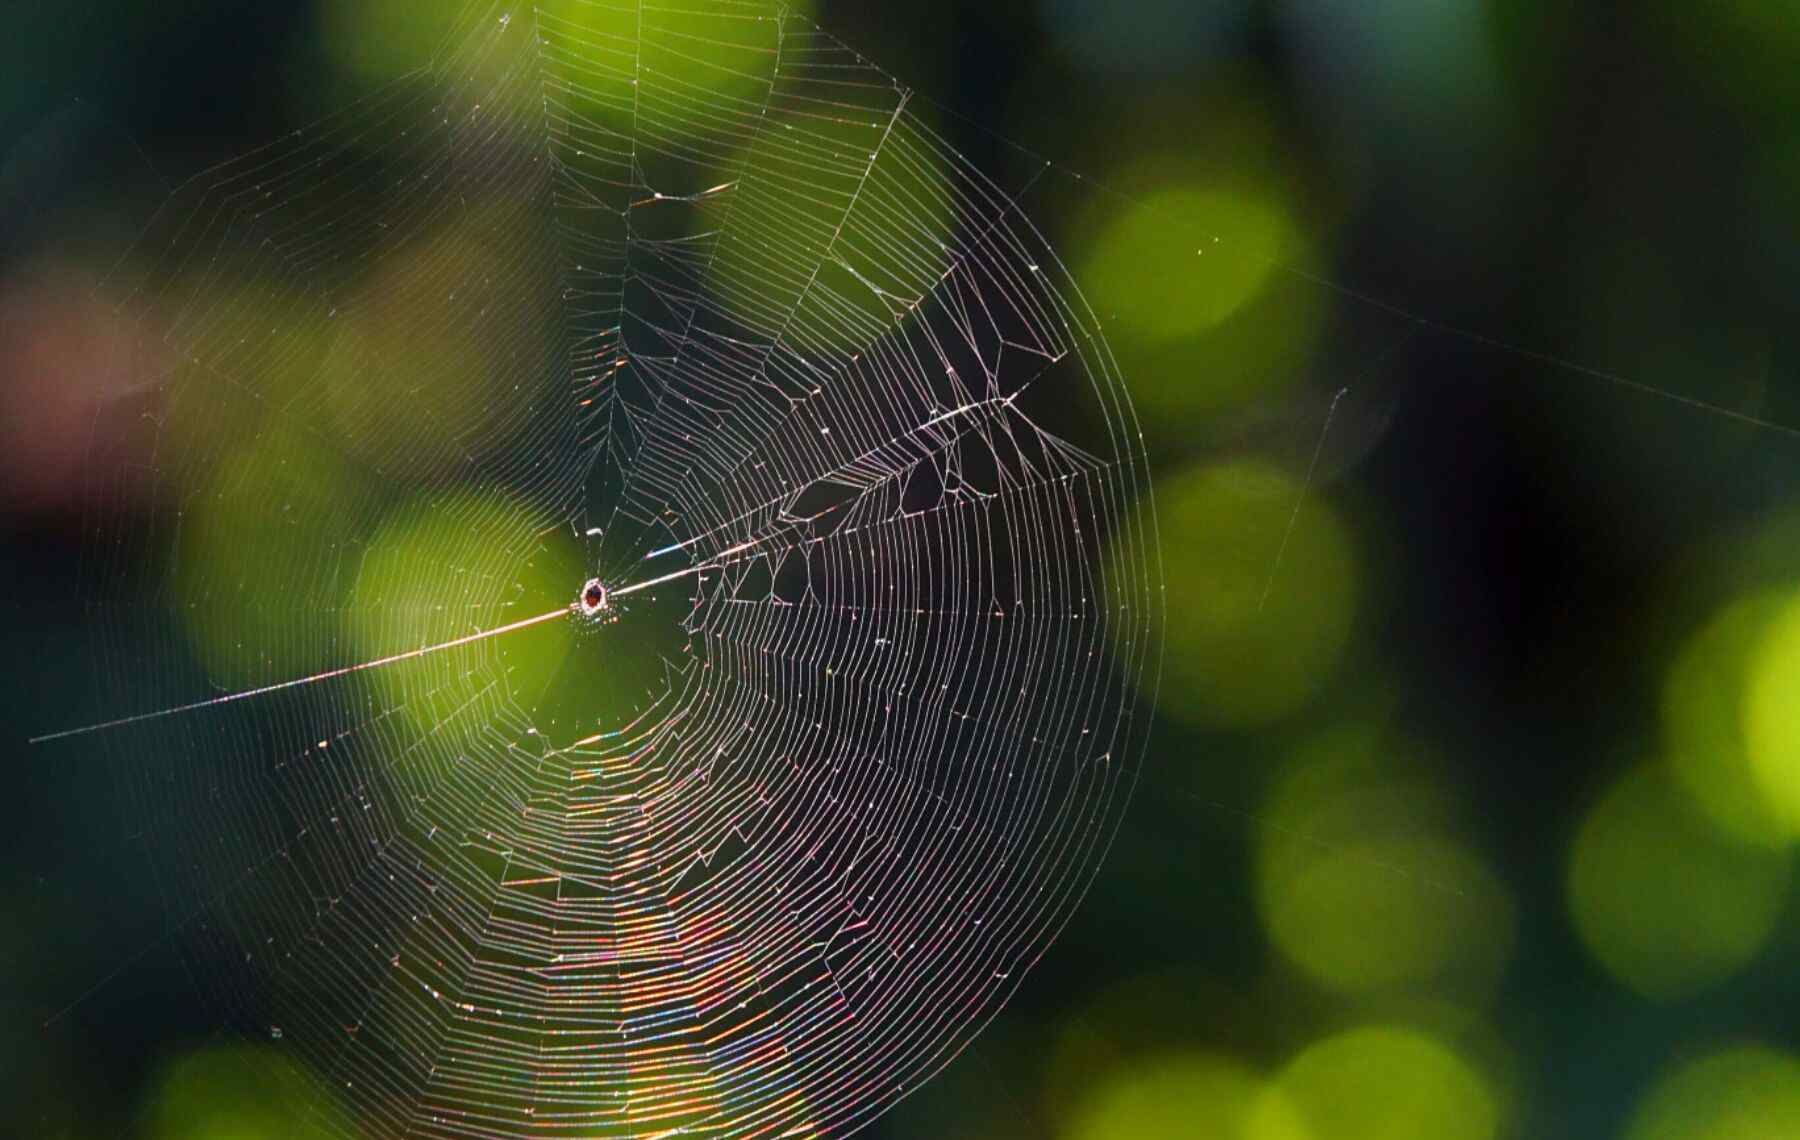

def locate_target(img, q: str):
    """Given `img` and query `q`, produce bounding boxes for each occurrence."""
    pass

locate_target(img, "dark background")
[5,2,1800,1138]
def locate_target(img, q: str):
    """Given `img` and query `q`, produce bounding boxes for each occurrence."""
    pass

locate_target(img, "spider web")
[53,2,1160,1137]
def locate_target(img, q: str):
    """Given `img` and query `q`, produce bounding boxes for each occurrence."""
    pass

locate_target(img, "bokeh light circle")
[144,1045,345,1140]
[1272,1025,1497,1140]
[1075,177,1321,425]
[1134,460,1357,727]
[1064,1052,1306,1140]
[1741,588,1800,835]
[1626,1045,1800,1140]
[1664,591,1795,845]
[1567,765,1790,999]
[1256,722,1515,996]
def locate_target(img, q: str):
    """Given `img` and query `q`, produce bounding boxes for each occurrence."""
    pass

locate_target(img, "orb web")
[59,2,1160,1136]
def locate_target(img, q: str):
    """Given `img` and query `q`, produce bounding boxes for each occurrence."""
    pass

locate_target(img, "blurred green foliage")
[6,1,1800,1139]
[177,423,368,687]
